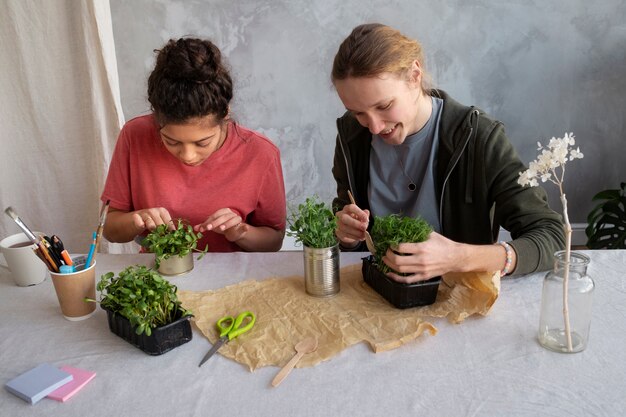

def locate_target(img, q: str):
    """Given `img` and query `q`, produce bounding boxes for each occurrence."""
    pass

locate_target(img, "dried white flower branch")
[518,132,583,352]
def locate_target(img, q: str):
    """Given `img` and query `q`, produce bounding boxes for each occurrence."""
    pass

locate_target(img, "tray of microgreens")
[363,214,440,308]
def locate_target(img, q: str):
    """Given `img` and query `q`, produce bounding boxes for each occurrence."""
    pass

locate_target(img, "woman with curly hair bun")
[102,38,286,252]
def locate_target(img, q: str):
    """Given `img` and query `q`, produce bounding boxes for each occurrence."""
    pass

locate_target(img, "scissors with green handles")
[198,311,256,368]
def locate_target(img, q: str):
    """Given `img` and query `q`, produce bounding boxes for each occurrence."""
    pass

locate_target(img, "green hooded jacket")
[332,90,564,275]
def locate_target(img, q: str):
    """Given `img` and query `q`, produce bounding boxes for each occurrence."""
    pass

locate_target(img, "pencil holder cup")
[50,261,97,321]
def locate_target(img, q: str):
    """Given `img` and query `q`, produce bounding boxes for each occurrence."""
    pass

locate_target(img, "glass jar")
[538,250,594,353]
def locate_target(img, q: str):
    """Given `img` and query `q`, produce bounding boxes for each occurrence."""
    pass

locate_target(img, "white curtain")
[0,0,136,254]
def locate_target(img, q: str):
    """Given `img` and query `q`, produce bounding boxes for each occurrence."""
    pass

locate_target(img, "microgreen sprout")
[287,196,338,248]
[141,218,207,268]
[370,214,432,274]
[88,265,192,336]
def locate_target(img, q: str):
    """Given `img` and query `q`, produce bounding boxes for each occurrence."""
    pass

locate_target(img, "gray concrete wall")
[110,0,626,225]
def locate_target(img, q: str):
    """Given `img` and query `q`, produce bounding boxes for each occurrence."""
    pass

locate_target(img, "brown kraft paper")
[179,264,499,371]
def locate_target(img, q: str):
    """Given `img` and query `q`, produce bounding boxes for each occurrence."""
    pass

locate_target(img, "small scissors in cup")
[198,311,256,368]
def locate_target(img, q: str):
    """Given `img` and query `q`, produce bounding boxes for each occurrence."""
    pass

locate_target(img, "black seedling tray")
[104,306,192,355]
[362,256,441,309]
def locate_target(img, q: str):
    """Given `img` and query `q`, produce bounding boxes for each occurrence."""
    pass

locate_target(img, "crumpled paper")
[178,264,499,371]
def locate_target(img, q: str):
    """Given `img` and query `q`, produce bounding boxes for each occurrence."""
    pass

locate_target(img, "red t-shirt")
[101,115,286,252]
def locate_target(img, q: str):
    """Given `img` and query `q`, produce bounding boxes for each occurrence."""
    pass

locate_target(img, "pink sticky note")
[46,366,96,402]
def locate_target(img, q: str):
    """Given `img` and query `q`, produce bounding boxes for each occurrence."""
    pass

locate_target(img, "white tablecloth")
[1,250,624,416]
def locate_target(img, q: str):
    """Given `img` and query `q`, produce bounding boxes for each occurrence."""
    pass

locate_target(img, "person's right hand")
[194,208,248,243]
[335,203,370,248]
[131,207,173,233]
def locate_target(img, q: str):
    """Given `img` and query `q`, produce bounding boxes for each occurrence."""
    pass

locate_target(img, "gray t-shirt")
[368,96,443,231]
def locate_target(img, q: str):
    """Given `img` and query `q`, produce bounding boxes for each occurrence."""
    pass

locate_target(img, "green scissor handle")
[217,311,256,341]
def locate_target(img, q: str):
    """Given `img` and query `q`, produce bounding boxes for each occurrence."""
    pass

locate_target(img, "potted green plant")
[585,182,626,249]
[363,214,440,308]
[88,265,193,355]
[287,196,339,297]
[141,218,207,276]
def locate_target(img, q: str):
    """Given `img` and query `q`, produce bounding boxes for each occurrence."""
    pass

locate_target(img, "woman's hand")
[382,232,463,283]
[194,208,249,242]
[104,207,173,243]
[335,204,370,248]
[131,207,173,232]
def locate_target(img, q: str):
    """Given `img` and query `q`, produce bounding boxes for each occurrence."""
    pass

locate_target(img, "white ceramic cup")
[0,232,48,286]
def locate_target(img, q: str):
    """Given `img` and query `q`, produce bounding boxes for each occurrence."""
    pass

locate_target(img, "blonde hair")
[331,23,431,92]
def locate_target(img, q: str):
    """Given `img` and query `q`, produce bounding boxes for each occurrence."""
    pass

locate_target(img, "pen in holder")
[84,232,97,269]
[84,199,110,270]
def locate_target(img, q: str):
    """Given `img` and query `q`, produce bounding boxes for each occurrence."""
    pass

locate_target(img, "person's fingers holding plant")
[132,207,173,232]
[383,232,460,283]
[195,208,247,241]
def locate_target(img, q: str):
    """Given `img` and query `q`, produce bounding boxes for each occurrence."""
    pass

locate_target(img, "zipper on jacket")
[336,120,368,252]
[336,120,355,197]
[438,109,480,233]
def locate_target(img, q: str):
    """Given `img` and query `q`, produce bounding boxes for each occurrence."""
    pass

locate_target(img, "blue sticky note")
[5,363,73,404]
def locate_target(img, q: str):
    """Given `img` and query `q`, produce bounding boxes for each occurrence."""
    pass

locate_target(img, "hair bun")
[162,38,223,84]
[148,37,233,124]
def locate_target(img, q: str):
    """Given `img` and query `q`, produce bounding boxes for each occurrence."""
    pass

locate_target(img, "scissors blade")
[198,336,228,368]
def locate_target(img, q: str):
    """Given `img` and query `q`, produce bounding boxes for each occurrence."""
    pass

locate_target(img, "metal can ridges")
[303,244,340,297]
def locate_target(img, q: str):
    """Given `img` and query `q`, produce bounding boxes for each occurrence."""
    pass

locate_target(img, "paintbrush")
[346,191,376,254]
[93,199,110,260]
[4,206,39,244]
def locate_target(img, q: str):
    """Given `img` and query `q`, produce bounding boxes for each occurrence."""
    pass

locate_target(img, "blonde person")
[102,38,286,252]
[331,24,564,282]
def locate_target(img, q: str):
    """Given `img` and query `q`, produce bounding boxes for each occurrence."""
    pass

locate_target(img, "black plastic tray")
[103,306,193,355]
[362,256,441,309]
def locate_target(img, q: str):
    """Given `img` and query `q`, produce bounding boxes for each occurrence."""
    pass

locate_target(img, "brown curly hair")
[147,38,233,126]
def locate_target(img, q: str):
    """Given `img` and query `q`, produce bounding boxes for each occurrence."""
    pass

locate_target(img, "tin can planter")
[362,256,440,309]
[157,252,194,276]
[103,306,193,355]
[303,244,340,297]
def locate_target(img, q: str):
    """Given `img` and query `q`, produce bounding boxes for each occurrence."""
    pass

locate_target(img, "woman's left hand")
[194,208,249,242]
[382,231,462,283]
